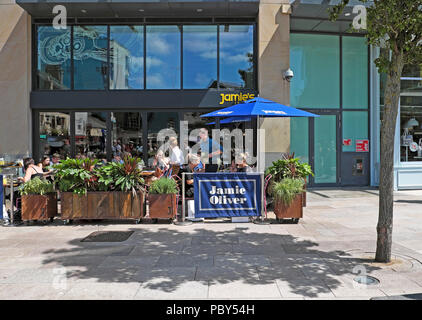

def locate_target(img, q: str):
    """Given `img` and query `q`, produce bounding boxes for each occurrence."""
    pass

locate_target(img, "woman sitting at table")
[152,149,171,178]
[18,158,53,183]
[182,153,205,198]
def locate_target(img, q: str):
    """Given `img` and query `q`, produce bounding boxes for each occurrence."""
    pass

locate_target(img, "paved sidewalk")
[1,188,422,300]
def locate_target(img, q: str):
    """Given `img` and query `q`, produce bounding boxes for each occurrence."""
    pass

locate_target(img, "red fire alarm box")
[356,139,369,152]
[343,139,352,146]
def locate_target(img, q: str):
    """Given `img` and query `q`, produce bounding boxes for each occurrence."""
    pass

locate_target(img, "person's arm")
[22,167,33,183]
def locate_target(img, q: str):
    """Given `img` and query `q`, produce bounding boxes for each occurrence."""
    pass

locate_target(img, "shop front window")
[75,112,107,159]
[111,112,143,163]
[183,25,217,89]
[290,34,340,109]
[147,112,179,166]
[39,112,71,162]
[110,26,144,89]
[219,25,254,89]
[37,26,71,90]
[146,25,181,89]
[400,63,422,162]
[73,26,108,90]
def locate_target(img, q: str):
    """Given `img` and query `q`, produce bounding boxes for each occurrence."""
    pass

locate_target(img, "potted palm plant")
[19,177,57,223]
[270,178,304,223]
[55,157,145,223]
[265,153,313,207]
[148,177,178,220]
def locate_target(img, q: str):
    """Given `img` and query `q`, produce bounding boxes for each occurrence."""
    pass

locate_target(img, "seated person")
[183,153,205,198]
[231,152,253,173]
[19,158,53,183]
[37,155,51,172]
[152,149,171,178]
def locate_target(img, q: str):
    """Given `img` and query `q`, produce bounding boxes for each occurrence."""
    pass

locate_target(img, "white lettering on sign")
[262,110,287,115]
[208,185,248,205]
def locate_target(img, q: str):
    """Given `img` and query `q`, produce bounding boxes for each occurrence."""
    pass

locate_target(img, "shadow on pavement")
[40,223,382,298]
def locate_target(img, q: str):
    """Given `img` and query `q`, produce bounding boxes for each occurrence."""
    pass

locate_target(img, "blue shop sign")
[193,173,262,218]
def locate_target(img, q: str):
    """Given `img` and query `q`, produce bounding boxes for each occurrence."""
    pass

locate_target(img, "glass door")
[311,113,339,186]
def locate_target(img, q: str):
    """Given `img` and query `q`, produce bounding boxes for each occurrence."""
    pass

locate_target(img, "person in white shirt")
[168,136,185,166]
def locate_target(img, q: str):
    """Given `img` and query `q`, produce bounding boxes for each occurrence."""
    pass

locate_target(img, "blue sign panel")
[193,173,262,218]
[0,175,3,219]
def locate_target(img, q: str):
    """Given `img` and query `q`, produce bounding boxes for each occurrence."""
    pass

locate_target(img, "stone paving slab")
[208,280,282,299]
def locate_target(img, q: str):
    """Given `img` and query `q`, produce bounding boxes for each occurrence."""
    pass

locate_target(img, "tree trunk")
[375,52,404,263]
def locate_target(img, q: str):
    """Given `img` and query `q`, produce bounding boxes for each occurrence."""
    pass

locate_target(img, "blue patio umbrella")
[206,116,252,125]
[200,97,319,118]
[200,97,319,171]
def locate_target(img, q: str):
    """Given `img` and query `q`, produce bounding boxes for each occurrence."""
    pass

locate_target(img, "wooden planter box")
[302,180,307,207]
[148,194,177,219]
[22,193,57,221]
[273,193,303,221]
[61,191,145,220]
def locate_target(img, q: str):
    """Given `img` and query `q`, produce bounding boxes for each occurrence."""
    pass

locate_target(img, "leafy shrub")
[270,178,304,206]
[53,158,98,195]
[265,153,313,182]
[96,156,145,194]
[149,177,178,194]
[19,177,54,196]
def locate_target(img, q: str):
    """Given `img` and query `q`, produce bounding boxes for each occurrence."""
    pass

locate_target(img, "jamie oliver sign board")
[193,173,262,218]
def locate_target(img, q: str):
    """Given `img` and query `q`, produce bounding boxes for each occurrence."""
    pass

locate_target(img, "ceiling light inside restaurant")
[81,9,87,13]
[197,9,203,12]
[139,9,144,12]
[406,117,419,128]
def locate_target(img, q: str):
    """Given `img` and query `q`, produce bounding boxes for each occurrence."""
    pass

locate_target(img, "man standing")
[198,128,223,166]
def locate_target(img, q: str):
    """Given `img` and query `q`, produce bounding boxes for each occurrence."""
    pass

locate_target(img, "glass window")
[73,26,108,90]
[290,118,309,164]
[37,26,71,90]
[400,77,422,162]
[146,26,181,89]
[290,34,340,108]
[219,25,254,89]
[110,26,144,90]
[342,37,368,109]
[147,112,180,166]
[183,25,217,89]
[111,112,143,163]
[39,112,71,162]
[342,111,368,152]
[75,112,107,159]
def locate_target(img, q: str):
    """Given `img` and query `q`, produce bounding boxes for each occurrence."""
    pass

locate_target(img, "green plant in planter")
[53,158,98,195]
[19,177,54,195]
[270,178,304,207]
[149,177,178,194]
[265,153,313,182]
[96,156,145,194]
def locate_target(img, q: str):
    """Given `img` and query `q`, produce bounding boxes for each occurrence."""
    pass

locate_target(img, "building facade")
[0,0,419,189]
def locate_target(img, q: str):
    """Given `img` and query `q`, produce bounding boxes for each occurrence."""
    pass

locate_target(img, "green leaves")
[19,177,54,196]
[270,178,304,207]
[265,154,314,182]
[149,178,178,195]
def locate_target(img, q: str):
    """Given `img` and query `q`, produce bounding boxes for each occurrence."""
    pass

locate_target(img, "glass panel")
[111,112,143,163]
[146,112,180,166]
[400,79,422,162]
[37,26,71,90]
[219,25,254,89]
[290,34,340,108]
[39,112,71,163]
[342,37,368,109]
[146,25,181,89]
[73,26,108,90]
[342,111,368,152]
[403,63,422,78]
[290,118,309,164]
[314,115,337,184]
[183,25,217,89]
[75,112,107,159]
[110,26,144,89]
